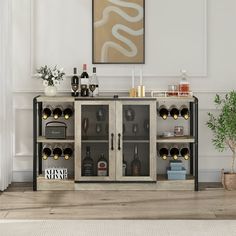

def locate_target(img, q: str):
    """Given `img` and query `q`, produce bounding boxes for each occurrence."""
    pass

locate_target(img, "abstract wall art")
[92,0,145,64]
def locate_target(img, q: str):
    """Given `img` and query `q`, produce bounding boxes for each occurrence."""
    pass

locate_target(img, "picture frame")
[92,0,145,64]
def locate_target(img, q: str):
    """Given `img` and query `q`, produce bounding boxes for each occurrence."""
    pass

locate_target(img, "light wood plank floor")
[1,183,236,220]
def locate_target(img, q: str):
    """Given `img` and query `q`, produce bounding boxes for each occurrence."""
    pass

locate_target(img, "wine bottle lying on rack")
[180,105,190,120]
[159,147,169,160]
[53,106,63,120]
[53,145,62,160]
[42,106,52,120]
[63,106,74,120]
[63,146,73,160]
[170,146,179,160]
[159,105,169,120]
[42,145,52,160]
[170,105,179,120]
[180,146,190,160]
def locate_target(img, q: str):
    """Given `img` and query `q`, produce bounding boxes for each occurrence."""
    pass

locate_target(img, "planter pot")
[222,170,236,190]
[44,86,57,97]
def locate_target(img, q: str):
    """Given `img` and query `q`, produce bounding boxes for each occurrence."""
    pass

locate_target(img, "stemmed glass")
[96,123,102,134]
[89,84,96,97]
[132,124,139,136]
[82,118,89,139]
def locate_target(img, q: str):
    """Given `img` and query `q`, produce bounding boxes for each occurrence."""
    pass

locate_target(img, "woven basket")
[221,169,236,190]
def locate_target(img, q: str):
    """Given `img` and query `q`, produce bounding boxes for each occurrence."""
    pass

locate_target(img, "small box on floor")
[167,168,186,180]
[170,160,183,171]
[45,168,68,180]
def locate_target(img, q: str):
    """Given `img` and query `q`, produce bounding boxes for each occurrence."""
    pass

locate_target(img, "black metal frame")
[92,0,145,64]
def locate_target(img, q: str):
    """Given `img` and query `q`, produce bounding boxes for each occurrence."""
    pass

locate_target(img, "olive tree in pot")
[207,91,236,190]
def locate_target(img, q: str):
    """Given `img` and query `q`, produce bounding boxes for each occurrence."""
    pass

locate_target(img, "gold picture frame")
[92,0,145,64]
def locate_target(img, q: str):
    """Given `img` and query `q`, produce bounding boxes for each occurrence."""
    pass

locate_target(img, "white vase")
[44,86,57,96]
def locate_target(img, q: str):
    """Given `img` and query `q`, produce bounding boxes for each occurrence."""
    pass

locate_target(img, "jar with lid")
[179,70,190,96]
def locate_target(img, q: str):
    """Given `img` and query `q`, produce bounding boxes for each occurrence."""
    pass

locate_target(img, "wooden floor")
[1,183,236,220]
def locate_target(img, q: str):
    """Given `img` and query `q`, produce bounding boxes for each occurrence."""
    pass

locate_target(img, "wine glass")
[132,124,139,136]
[143,119,149,133]
[71,77,79,97]
[82,118,89,138]
[89,84,96,97]
[96,108,105,121]
[96,123,102,134]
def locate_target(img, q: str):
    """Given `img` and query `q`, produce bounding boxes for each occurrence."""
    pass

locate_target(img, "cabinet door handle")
[111,133,114,150]
[118,133,121,151]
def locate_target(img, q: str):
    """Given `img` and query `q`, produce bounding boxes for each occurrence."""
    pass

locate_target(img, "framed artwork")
[92,0,145,64]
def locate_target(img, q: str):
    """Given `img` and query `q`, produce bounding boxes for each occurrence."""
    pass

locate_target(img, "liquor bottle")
[122,154,127,176]
[179,70,190,96]
[97,153,108,176]
[131,145,141,176]
[170,105,179,120]
[82,146,94,176]
[159,146,169,160]
[63,146,73,160]
[159,105,169,120]
[170,146,179,160]
[80,64,89,97]
[180,146,190,160]
[42,145,52,160]
[53,106,63,120]
[71,67,79,97]
[63,106,74,120]
[53,145,62,160]
[90,67,99,97]
[180,105,190,120]
[42,106,52,120]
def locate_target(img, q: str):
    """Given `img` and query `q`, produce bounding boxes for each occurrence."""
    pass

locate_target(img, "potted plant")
[36,65,65,96]
[207,91,236,190]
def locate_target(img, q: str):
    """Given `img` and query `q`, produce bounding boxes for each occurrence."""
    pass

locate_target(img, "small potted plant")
[36,65,65,96]
[207,91,236,190]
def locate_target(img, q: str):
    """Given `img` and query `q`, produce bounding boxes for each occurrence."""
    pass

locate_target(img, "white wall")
[12,0,236,182]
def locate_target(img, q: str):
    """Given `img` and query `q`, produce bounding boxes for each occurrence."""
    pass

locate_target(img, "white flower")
[54,80,60,86]
[43,80,48,87]
[37,73,43,77]
[52,71,58,77]
[45,75,49,79]
[60,68,64,72]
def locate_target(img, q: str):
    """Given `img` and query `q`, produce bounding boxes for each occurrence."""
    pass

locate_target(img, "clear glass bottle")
[90,67,99,97]
[179,70,190,96]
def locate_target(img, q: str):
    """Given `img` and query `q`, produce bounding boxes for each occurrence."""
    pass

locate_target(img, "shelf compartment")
[37,96,74,103]
[37,136,75,143]
[156,136,195,143]
[37,176,74,191]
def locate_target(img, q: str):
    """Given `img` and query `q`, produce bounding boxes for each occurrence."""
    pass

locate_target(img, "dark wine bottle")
[180,105,190,120]
[131,145,141,176]
[63,106,73,120]
[97,153,108,176]
[42,106,52,120]
[71,67,79,97]
[42,145,52,160]
[122,154,127,176]
[159,105,169,120]
[53,106,63,120]
[80,64,89,97]
[82,146,94,176]
[53,145,62,160]
[170,146,179,160]
[180,147,190,160]
[170,105,179,120]
[159,147,169,160]
[63,147,73,160]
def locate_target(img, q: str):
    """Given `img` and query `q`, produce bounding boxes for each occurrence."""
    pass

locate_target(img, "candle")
[140,69,143,85]
[132,69,135,88]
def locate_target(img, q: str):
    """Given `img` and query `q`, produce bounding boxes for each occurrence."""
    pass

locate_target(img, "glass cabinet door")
[116,100,157,181]
[75,101,116,181]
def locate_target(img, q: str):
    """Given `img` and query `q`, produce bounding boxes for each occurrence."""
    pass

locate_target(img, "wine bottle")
[159,105,169,120]
[80,64,89,97]
[42,145,52,160]
[71,67,79,97]
[122,154,127,176]
[97,153,108,176]
[42,106,52,120]
[180,105,190,120]
[53,106,63,120]
[170,146,179,160]
[63,106,74,120]
[180,146,190,160]
[159,147,169,160]
[53,145,62,160]
[170,105,179,120]
[63,146,73,160]
[90,67,99,97]
[131,145,141,176]
[82,146,94,176]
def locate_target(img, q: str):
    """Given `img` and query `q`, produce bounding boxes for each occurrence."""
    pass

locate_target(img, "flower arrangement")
[36,65,65,87]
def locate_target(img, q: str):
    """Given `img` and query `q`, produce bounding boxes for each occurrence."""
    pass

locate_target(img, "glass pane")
[81,105,109,177]
[122,105,150,177]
